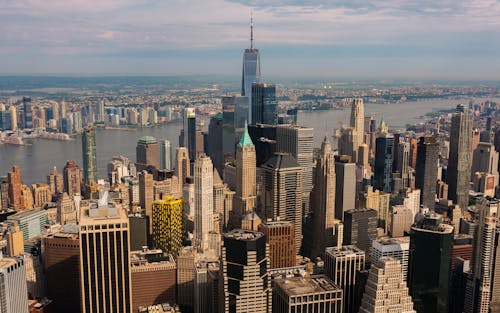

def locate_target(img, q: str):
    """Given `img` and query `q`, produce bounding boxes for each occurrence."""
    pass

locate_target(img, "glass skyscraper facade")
[251,83,276,125]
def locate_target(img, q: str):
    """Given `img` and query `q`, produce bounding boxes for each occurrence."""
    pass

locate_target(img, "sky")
[1,0,500,80]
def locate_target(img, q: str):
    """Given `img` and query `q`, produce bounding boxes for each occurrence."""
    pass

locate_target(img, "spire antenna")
[250,13,254,49]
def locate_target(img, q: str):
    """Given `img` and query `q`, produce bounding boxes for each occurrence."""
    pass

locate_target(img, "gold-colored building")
[152,196,184,255]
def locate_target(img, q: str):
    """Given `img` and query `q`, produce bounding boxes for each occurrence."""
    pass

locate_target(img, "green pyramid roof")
[238,121,254,147]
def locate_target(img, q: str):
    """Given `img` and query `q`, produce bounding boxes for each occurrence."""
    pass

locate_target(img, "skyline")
[1,0,500,79]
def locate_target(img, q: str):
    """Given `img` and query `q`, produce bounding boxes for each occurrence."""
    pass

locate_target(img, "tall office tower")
[350,98,365,161]
[359,257,416,313]
[395,140,410,190]
[23,96,33,129]
[7,165,22,210]
[273,275,343,313]
[79,191,132,313]
[57,192,76,224]
[335,155,356,221]
[247,123,277,166]
[194,260,220,313]
[371,237,410,281]
[63,160,82,196]
[447,104,472,210]
[408,213,453,313]
[415,136,439,209]
[175,147,190,187]
[464,205,497,313]
[213,169,225,232]
[0,105,11,130]
[390,205,413,237]
[130,251,177,312]
[82,126,97,184]
[241,16,261,123]
[43,228,80,313]
[343,209,377,254]
[310,136,337,258]
[472,142,499,179]
[276,124,314,214]
[47,166,63,195]
[408,138,418,169]
[261,153,303,251]
[194,154,215,252]
[220,230,271,313]
[136,136,160,170]
[0,255,29,313]
[8,105,17,130]
[152,196,184,255]
[234,122,257,218]
[177,247,196,312]
[160,139,172,170]
[251,83,277,125]
[96,100,105,122]
[374,133,394,193]
[221,96,235,131]
[338,127,355,159]
[258,219,296,269]
[206,114,224,174]
[31,183,51,208]
[139,171,154,232]
[325,245,366,313]
[180,107,197,161]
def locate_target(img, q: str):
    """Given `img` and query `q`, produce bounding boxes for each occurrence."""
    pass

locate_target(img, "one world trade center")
[241,16,261,124]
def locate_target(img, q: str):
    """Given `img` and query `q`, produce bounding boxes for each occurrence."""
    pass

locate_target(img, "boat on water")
[2,135,28,146]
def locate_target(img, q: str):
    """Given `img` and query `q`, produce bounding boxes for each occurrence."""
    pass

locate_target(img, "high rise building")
[258,219,296,269]
[276,124,314,213]
[415,136,439,209]
[63,160,82,196]
[273,275,343,313]
[175,147,190,188]
[335,155,356,221]
[139,171,154,233]
[7,165,22,210]
[195,260,220,313]
[42,228,80,313]
[408,213,453,313]
[23,96,33,129]
[194,154,215,253]
[0,255,29,313]
[325,245,366,313]
[7,209,47,242]
[160,139,172,170]
[180,107,197,161]
[350,98,365,163]
[79,191,132,313]
[57,192,76,225]
[251,83,277,125]
[82,126,97,184]
[371,237,410,281]
[447,104,472,210]
[136,136,160,170]
[220,230,271,313]
[47,166,64,195]
[234,122,257,218]
[359,257,416,313]
[471,142,499,188]
[311,136,337,258]
[206,114,224,174]
[152,196,184,255]
[31,183,51,209]
[395,140,410,190]
[241,16,261,123]
[247,123,277,166]
[9,105,17,130]
[261,153,303,251]
[343,209,378,254]
[374,133,394,193]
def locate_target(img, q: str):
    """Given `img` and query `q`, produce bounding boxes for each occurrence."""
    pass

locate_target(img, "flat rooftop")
[0,256,19,269]
[325,245,364,257]
[224,229,264,241]
[274,275,341,296]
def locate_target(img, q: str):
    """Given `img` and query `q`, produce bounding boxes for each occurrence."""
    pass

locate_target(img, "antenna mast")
[250,13,254,49]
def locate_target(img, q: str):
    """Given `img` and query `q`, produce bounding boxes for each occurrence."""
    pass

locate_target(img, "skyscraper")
[415,136,439,209]
[258,219,296,269]
[261,153,303,251]
[447,104,472,210]
[47,166,64,195]
[471,142,499,182]
[343,209,378,254]
[325,245,366,313]
[7,165,22,210]
[234,122,257,218]
[350,98,365,163]
[374,132,394,193]
[160,139,172,170]
[251,83,277,125]
[82,126,97,184]
[180,107,197,161]
[139,171,154,233]
[175,147,190,188]
[359,257,416,313]
[395,140,410,190]
[276,124,314,214]
[311,135,337,258]
[220,230,271,313]
[63,160,82,196]
[206,114,224,174]
[23,96,33,129]
[136,136,160,170]
[0,255,29,313]
[152,196,184,255]
[371,237,410,281]
[79,192,132,313]
[408,213,453,313]
[194,154,215,252]
[335,155,356,221]
[241,16,261,123]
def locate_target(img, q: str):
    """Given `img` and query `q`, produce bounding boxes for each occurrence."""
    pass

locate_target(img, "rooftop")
[274,275,341,296]
[0,256,20,269]
[325,245,365,257]
[224,229,264,241]
[262,153,301,170]
[138,135,157,143]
